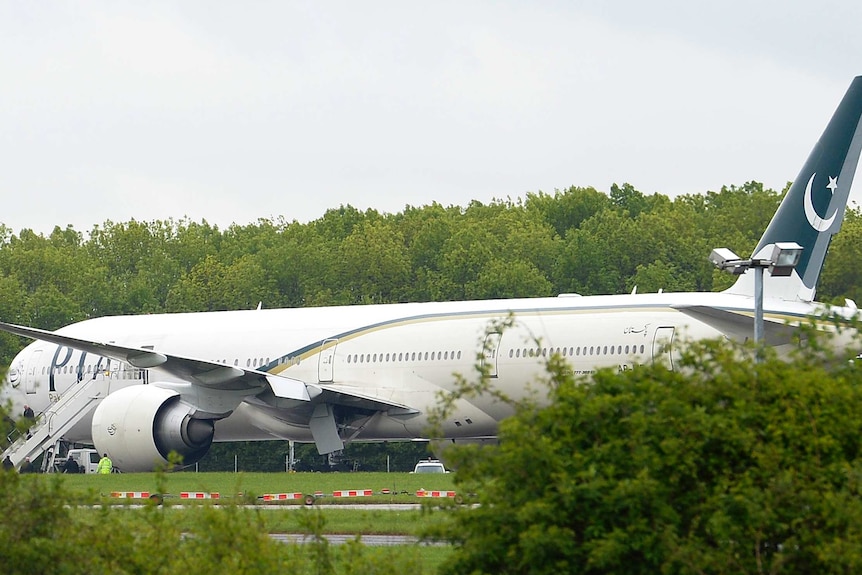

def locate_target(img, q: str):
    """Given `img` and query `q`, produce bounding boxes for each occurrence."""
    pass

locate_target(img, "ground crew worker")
[63,455,80,474]
[97,453,112,474]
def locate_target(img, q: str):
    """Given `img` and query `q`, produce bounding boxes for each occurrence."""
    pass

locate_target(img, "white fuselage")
[2,290,822,447]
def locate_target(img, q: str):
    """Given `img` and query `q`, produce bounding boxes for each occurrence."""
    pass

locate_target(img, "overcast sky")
[2,1,860,236]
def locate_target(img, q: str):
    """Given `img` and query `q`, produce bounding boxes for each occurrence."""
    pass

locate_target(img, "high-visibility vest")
[97,457,112,474]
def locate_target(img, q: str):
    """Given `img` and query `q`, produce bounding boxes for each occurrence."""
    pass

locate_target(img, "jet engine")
[91,385,215,472]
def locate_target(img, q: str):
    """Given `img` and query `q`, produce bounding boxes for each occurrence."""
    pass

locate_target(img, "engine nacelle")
[91,385,215,472]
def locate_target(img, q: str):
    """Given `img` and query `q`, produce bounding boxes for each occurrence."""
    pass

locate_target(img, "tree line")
[3,180,862,470]
[6,180,862,365]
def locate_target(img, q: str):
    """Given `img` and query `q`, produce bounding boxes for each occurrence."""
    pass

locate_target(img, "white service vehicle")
[412,459,448,473]
[59,448,100,474]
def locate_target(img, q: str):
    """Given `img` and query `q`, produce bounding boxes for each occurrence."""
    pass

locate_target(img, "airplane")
[2,75,862,472]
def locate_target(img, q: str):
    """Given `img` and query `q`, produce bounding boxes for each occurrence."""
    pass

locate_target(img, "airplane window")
[542,348,547,357]
[347,355,352,364]
[457,351,462,359]
[372,353,377,363]
[411,352,416,361]
[640,345,645,354]
[601,346,606,355]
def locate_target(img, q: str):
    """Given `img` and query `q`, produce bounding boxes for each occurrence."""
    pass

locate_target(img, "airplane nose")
[2,350,29,409]
[6,364,21,387]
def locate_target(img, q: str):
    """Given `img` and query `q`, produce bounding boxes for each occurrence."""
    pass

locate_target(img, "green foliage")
[820,208,862,305]
[0,472,83,573]
[0,469,441,574]
[430,335,862,574]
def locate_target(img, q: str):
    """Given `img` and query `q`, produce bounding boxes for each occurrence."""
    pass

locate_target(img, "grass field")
[54,471,461,504]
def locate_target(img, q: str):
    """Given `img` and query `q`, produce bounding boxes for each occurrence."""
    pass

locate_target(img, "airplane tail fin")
[726,76,862,302]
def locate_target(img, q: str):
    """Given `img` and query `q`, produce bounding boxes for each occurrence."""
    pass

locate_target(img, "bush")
[433,335,862,574]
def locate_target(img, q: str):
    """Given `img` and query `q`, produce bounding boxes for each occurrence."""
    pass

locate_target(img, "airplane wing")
[671,305,799,346]
[315,383,420,415]
[0,320,316,401]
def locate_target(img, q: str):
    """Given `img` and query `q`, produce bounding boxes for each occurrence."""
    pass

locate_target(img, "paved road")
[270,533,447,546]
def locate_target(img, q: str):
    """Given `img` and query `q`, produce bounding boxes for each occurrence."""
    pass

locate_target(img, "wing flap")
[315,383,420,415]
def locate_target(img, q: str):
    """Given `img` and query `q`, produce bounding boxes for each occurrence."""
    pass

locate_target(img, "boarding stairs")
[2,375,109,471]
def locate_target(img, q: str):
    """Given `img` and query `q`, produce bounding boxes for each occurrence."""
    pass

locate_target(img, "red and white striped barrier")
[261,492,304,501]
[416,489,457,498]
[180,491,220,500]
[332,489,373,498]
[111,491,151,499]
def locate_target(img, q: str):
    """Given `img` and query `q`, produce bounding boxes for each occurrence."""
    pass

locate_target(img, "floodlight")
[768,242,804,277]
[709,247,741,269]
